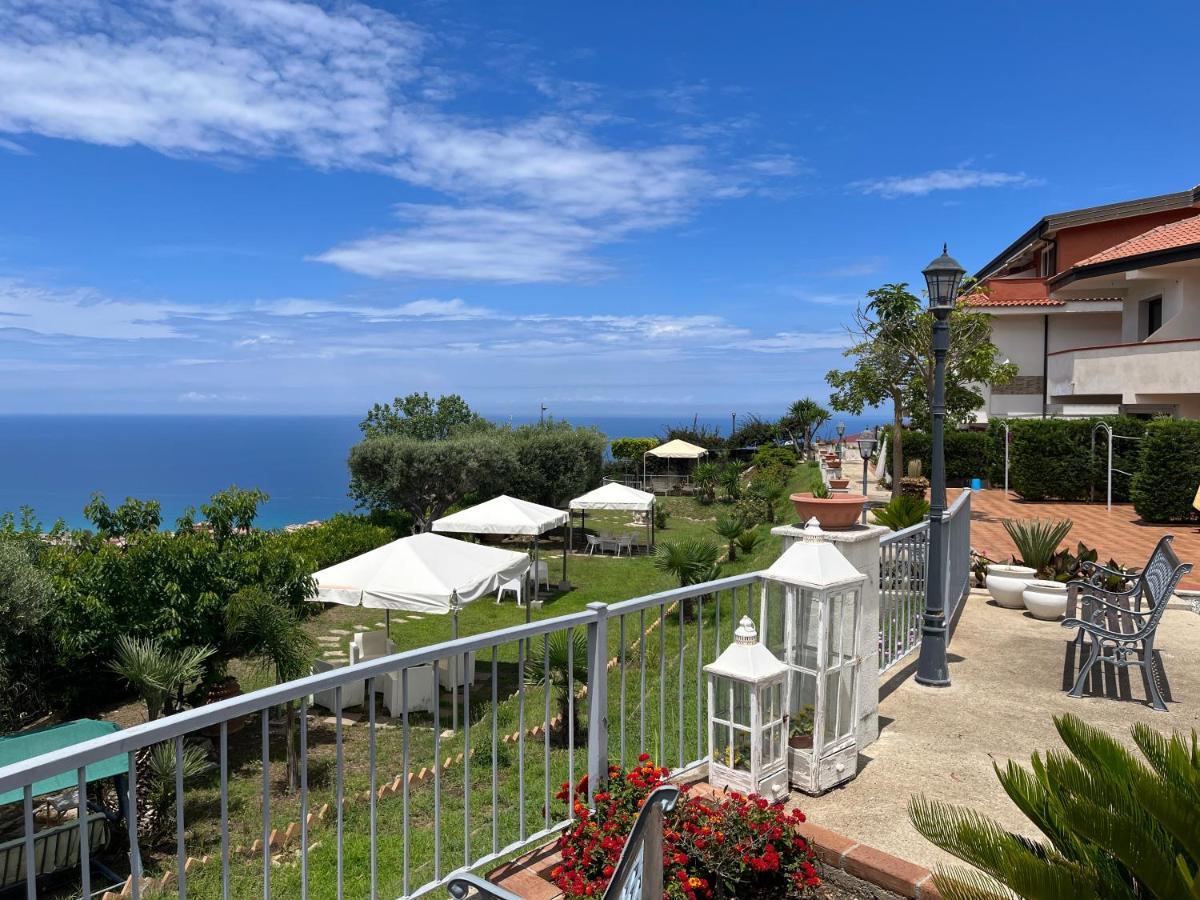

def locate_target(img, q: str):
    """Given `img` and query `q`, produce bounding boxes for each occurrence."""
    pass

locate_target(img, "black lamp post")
[856,435,877,523]
[915,244,965,688]
[836,421,846,460]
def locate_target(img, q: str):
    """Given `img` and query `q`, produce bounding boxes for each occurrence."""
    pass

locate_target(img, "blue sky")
[0,0,1197,417]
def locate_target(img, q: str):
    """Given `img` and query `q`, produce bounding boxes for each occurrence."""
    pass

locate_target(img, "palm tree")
[712,513,746,561]
[525,630,589,747]
[692,462,720,504]
[909,713,1200,900]
[110,636,214,721]
[226,587,317,792]
[779,398,830,459]
[719,462,746,502]
[653,539,722,587]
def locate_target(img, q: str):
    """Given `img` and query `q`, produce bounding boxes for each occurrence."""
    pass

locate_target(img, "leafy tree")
[663,423,725,451]
[826,283,1014,497]
[506,422,606,507]
[653,539,722,587]
[728,415,779,450]
[348,434,518,532]
[109,636,215,721]
[83,494,162,537]
[226,587,317,791]
[276,513,397,571]
[712,513,747,561]
[359,392,486,440]
[910,713,1200,900]
[610,437,659,462]
[0,541,54,730]
[778,398,829,459]
[525,629,589,747]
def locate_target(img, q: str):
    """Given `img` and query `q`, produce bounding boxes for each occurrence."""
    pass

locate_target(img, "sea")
[0,413,887,530]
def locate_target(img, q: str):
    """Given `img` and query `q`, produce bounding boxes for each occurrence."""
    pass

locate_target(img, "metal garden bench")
[446,784,681,900]
[1062,534,1192,712]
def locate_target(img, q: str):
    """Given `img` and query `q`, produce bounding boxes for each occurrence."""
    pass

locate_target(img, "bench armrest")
[1074,592,1151,619]
[447,873,524,900]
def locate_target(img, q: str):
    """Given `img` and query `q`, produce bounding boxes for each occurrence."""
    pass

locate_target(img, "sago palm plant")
[909,713,1200,900]
[653,538,722,587]
[525,629,589,747]
[734,529,763,558]
[1002,518,1073,578]
[110,636,214,721]
[872,495,930,531]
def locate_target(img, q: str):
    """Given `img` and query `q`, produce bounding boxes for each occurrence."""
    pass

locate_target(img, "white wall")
[1121,269,1200,342]
[1047,312,1122,352]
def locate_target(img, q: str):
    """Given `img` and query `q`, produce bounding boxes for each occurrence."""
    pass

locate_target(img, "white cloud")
[0,1,793,283]
[0,277,177,339]
[852,166,1042,198]
[261,295,492,319]
[0,136,29,155]
[738,331,852,353]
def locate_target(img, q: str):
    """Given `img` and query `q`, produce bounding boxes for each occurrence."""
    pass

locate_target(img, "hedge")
[889,428,995,485]
[610,437,659,461]
[1006,416,1147,502]
[1131,419,1200,523]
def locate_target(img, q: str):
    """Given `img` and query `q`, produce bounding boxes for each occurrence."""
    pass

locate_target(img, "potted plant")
[1001,518,1072,616]
[788,705,815,750]
[985,561,1038,608]
[828,475,850,490]
[789,482,867,529]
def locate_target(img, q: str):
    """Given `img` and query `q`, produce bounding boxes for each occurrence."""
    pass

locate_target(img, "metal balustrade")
[0,498,976,899]
[877,489,972,674]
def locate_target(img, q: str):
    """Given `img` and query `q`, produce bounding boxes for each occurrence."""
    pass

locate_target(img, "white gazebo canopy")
[311,532,530,616]
[431,494,568,535]
[646,439,708,459]
[569,482,655,512]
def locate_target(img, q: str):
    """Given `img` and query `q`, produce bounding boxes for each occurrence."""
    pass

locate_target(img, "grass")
[98,464,822,899]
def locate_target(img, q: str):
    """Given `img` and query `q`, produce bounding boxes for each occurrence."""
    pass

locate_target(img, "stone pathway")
[962,488,1200,591]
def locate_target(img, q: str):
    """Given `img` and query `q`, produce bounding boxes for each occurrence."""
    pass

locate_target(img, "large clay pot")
[828,477,850,490]
[789,492,866,530]
[985,564,1037,608]
[1023,579,1068,620]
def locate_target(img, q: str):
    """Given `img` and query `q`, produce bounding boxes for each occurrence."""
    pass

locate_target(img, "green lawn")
[127,464,821,899]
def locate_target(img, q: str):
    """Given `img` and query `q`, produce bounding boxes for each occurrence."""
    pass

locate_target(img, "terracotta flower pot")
[789,492,867,530]
[828,477,850,489]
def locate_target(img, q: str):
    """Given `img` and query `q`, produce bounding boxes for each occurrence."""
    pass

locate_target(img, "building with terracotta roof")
[966,184,1200,420]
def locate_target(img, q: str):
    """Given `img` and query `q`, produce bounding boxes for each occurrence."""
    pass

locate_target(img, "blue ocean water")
[0,413,885,529]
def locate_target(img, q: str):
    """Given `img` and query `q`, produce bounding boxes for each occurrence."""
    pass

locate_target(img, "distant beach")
[0,412,886,529]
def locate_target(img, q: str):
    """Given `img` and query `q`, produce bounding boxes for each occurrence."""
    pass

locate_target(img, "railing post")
[585,602,609,803]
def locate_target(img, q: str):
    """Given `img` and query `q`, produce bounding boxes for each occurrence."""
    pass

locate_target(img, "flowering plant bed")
[551,756,822,899]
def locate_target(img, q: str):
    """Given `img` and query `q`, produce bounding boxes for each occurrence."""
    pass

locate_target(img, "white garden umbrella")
[570,482,657,551]
[432,495,570,609]
[643,439,707,491]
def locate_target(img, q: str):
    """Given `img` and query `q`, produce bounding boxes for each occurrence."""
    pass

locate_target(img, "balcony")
[1047,337,1200,401]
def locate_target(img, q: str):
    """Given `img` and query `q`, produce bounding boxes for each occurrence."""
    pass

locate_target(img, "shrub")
[552,758,821,899]
[508,423,606,507]
[752,445,798,471]
[1003,518,1073,578]
[729,415,780,451]
[275,513,395,571]
[910,713,1200,899]
[0,540,54,730]
[609,437,659,462]
[1131,418,1200,523]
[872,495,929,531]
[1008,417,1147,502]
[897,429,994,485]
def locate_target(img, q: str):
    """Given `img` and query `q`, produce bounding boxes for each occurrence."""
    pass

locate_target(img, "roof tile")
[1074,213,1200,268]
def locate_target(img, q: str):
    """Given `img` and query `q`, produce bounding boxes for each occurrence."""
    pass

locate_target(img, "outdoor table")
[0,719,127,819]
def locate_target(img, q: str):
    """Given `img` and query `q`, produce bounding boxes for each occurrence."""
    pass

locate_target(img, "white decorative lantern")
[760,519,868,794]
[705,616,789,801]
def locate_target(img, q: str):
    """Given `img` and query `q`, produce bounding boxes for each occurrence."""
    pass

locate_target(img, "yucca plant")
[525,629,590,747]
[720,462,746,502]
[110,636,215,721]
[872,495,930,531]
[692,462,721,504]
[1002,518,1073,578]
[141,740,213,840]
[712,512,747,561]
[910,713,1200,900]
[653,538,722,587]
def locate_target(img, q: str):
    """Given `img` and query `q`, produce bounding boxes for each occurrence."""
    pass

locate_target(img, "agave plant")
[141,740,213,840]
[872,495,930,531]
[653,539,722,587]
[712,512,747,561]
[909,713,1200,900]
[525,629,589,747]
[1002,518,1073,578]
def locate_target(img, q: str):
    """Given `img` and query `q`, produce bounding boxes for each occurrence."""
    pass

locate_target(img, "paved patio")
[789,588,1200,871]
[961,488,1200,592]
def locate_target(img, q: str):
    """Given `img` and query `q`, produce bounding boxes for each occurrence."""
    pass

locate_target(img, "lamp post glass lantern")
[856,435,877,524]
[836,421,846,460]
[705,617,789,801]
[916,245,965,688]
[759,527,868,795]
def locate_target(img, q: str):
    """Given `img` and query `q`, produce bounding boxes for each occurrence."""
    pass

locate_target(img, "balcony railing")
[0,498,972,899]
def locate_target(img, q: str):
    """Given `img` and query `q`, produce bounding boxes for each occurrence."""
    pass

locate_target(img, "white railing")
[877,489,972,674]
[0,574,761,900]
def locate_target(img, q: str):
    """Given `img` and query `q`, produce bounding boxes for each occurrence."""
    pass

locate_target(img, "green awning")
[0,719,124,806]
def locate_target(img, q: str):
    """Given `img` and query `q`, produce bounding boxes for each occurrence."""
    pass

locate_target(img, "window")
[1039,244,1057,277]
[1140,296,1163,339]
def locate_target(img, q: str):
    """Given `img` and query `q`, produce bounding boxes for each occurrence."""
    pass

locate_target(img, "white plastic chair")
[497,577,524,606]
[438,652,477,691]
[383,665,437,716]
[308,659,366,710]
[350,630,395,664]
[585,534,604,556]
[532,560,551,589]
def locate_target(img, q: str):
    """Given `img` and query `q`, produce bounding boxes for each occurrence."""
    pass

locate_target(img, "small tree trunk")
[890,399,904,501]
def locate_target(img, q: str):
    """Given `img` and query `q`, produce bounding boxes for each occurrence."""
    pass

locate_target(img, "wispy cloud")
[852,166,1042,198]
[0,278,177,339]
[0,0,796,284]
[0,137,29,155]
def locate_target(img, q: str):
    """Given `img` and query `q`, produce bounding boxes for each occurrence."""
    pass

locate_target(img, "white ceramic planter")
[1023,579,1068,620]
[985,564,1037,608]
